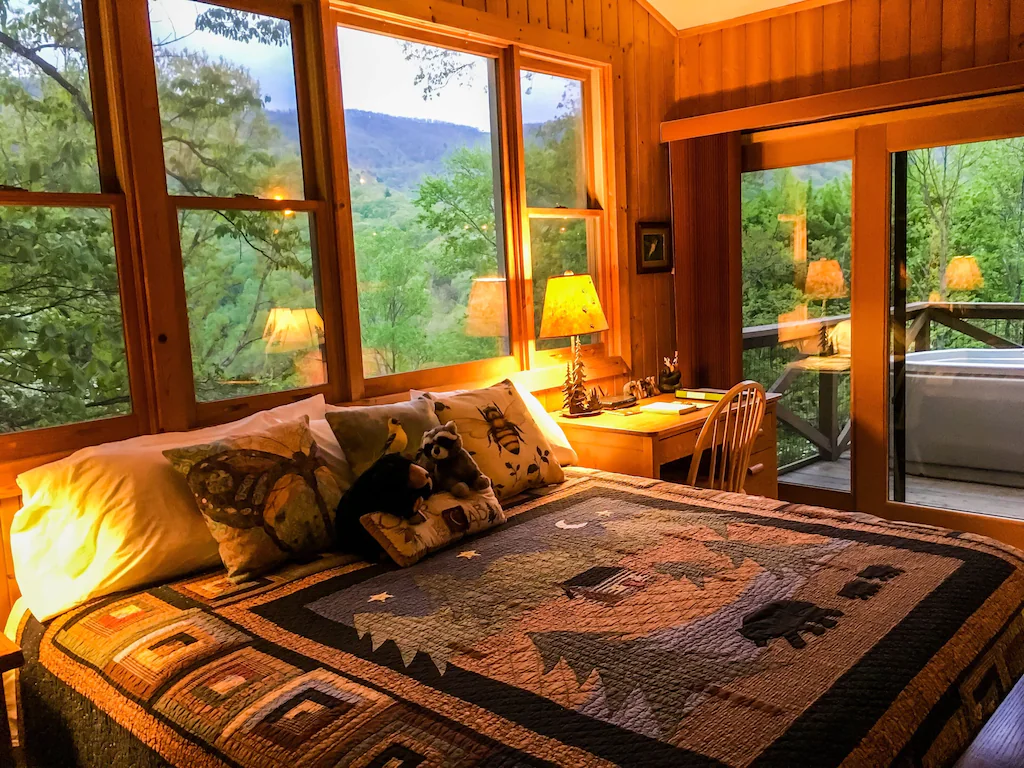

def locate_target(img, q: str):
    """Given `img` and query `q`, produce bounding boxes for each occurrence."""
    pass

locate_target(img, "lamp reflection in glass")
[539,271,609,416]
[465,277,509,345]
[945,255,984,292]
[804,259,847,356]
[263,308,326,386]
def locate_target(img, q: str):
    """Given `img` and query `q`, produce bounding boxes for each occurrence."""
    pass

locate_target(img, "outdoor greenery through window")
[741,162,853,491]
[891,138,1024,517]
[149,0,325,402]
[0,1,132,433]
[338,27,509,378]
[521,70,597,351]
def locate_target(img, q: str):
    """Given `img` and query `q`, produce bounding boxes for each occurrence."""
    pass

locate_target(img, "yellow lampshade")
[465,277,509,338]
[539,272,609,339]
[945,255,984,291]
[805,258,848,300]
[263,308,324,353]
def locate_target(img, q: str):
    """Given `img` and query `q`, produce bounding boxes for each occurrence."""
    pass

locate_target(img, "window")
[741,161,853,492]
[336,26,509,379]
[520,68,602,351]
[148,0,326,403]
[0,0,134,435]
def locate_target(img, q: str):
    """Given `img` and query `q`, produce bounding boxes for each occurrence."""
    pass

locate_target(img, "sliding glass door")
[741,156,854,498]
[890,139,1024,518]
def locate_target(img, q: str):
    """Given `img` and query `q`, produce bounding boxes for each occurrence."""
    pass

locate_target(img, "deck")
[784,454,1024,521]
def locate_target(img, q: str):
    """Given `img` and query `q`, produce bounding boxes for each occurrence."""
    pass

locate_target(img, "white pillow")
[12,395,328,621]
[410,383,577,466]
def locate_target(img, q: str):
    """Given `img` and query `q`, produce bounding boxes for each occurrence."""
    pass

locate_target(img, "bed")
[9,467,1024,767]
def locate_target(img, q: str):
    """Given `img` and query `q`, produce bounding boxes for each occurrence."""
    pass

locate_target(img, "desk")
[552,394,780,497]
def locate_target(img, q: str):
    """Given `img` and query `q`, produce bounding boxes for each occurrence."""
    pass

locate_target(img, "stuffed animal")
[335,453,433,560]
[419,421,491,498]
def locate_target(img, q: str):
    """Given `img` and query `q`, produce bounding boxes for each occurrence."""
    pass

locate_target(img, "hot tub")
[905,348,1024,487]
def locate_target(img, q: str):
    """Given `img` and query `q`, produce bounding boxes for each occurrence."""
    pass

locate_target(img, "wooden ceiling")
[645,0,836,33]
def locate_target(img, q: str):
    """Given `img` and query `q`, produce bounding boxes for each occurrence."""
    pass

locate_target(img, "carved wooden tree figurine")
[562,343,591,415]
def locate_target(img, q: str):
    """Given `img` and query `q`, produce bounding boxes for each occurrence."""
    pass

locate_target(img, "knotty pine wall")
[675,0,1024,116]
[449,0,678,381]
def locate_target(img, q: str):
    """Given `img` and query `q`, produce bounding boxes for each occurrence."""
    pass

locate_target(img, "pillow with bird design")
[164,416,344,581]
[325,399,440,483]
[414,380,564,499]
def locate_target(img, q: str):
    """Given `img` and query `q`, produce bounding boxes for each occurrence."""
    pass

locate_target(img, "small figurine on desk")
[659,351,681,393]
[623,375,658,402]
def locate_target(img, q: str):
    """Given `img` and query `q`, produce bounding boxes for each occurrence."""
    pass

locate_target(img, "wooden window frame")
[119,0,348,431]
[0,0,152,463]
[328,12,620,399]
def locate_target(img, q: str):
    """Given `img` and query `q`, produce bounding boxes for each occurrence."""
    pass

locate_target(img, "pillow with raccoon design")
[414,380,564,499]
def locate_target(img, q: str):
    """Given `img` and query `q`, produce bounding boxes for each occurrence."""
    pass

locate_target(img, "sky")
[147,0,569,131]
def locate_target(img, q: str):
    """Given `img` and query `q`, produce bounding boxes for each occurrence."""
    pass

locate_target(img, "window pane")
[530,217,593,351]
[337,27,509,378]
[521,71,586,209]
[890,139,1024,518]
[149,0,304,199]
[178,209,325,402]
[0,0,99,192]
[0,207,130,432]
[741,162,853,491]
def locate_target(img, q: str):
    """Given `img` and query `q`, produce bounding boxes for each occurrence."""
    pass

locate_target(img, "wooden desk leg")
[0,683,13,768]
[646,441,661,480]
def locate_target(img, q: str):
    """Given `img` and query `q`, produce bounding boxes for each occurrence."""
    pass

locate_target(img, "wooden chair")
[686,380,768,493]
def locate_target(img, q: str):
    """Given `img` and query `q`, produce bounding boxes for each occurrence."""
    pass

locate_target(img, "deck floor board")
[783,454,1024,520]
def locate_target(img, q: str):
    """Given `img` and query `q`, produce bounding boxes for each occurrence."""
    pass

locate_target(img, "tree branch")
[0,29,93,123]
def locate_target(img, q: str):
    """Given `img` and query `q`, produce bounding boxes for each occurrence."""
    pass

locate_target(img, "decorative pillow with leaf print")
[164,416,343,581]
[361,487,505,568]
[414,380,564,499]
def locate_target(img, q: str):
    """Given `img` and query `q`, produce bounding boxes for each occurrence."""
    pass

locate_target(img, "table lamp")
[263,308,326,386]
[945,255,984,292]
[539,271,609,416]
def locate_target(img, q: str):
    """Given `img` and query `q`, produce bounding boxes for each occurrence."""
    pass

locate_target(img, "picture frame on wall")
[636,221,672,274]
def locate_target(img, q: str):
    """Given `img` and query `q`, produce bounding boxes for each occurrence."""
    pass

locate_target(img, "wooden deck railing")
[742,302,1024,474]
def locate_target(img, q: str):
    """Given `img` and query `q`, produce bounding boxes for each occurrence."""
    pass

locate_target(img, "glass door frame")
[742,95,1024,547]
[740,128,857,512]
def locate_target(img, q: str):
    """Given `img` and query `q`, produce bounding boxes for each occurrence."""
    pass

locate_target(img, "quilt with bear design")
[14,468,1024,767]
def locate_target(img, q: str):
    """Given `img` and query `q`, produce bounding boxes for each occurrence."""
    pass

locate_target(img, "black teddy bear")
[334,453,433,560]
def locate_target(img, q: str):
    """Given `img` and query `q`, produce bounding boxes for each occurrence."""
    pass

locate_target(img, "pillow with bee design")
[414,380,564,499]
[164,416,344,581]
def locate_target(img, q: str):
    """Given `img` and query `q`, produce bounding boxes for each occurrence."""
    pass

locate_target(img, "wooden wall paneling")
[464,0,487,12]
[548,0,568,32]
[616,0,640,374]
[602,0,619,47]
[567,0,585,38]
[506,0,527,24]
[769,15,797,102]
[527,0,546,26]
[849,0,881,87]
[633,7,654,375]
[1013,0,1024,59]
[822,0,851,91]
[746,19,772,106]
[975,0,1011,66]
[720,26,746,113]
[677,34,701,115]
[880,0,912,82]
[698,31,724,114]
[585,0,602,39]
[669,134,742,388]
[794,7,824,97]
[910,0,944,75]
[486,0,510,18]
[942,0,977,71]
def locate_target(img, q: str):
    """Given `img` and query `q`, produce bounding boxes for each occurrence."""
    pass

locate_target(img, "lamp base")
[561,335,604,417]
